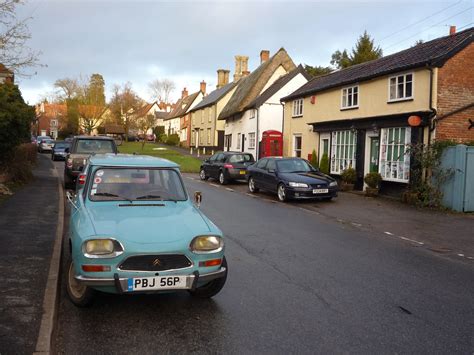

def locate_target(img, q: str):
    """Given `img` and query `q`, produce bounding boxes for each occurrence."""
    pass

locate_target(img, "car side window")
[216,153,225,163]
[209,153,218,162]
[256,159,268,169]
[266,159,276,171]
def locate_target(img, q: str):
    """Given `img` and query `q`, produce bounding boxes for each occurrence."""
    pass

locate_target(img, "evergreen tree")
[87,74,106,106]
[304,64,333,78]
[331,31,382,69]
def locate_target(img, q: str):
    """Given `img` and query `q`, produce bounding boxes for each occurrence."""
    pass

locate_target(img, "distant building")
[0,64,14,84]
[35,103,67,139]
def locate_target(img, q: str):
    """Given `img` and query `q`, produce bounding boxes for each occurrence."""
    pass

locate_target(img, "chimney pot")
[217,69,230,89]
[181,87,188,99]
[260,50,270,64]
[233,55,249,82]
[449,26,456,36]
[200,80,206,94]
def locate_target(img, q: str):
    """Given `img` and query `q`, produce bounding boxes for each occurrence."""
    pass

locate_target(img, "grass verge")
[118,142,201,173]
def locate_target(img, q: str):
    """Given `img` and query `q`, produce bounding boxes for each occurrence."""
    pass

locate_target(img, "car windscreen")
[228,154,254,163]
[54,142,69,149]
[43,139,53,144]
[75,139,115,154]
[276,159,314,173]
[89,168,187,202]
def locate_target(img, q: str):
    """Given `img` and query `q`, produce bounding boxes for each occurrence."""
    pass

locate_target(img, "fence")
[440,145,474,212]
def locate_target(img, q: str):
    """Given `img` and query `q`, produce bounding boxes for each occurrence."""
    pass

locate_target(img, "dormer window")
[341,86,359,109]
[389,73,413,102]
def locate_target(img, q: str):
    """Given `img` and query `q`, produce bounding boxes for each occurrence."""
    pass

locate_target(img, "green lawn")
[118,142,202,173]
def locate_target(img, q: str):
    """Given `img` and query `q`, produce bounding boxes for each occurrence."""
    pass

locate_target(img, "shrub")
[158,133,168,143]
[341,167,357,184]
[165,133,180,146]
[364,172,382,188]
[5,144,35,184]
[310,149,319,169]
[319,153,329,174]
[153,126,165,137]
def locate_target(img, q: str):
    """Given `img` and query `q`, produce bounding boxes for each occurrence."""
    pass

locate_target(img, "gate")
[440,145,474,212]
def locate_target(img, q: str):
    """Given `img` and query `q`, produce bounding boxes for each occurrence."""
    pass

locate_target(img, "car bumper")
[53,153,67,160]
[227,169,247,180]
[286,187,338,199]
[74,266,227,293]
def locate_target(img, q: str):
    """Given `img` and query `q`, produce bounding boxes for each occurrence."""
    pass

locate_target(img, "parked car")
[36,135,51,147]
[64,136,117,189]
[126,135,139,142]
[200,152,255,184]
[65,154,227,307]
[38,138,54,153]
[51,141,71,161]
[247,157,338,202]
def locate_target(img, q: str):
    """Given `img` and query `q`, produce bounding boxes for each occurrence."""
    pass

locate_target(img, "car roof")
[221,151,251,155]
[73,135,114,141]
[89,153,180,168]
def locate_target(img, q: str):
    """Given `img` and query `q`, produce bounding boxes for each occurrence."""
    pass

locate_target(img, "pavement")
[0,154,59,355]
[190,174,474,262]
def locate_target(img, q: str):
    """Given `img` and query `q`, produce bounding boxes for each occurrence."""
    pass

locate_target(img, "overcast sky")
[14,0,473,104]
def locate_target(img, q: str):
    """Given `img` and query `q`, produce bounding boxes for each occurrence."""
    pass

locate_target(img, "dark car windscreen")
[54,142,70,149]
[89,168,187,202]
[228,154,254,163]
[76,139,115,154]
[277,159,314,173]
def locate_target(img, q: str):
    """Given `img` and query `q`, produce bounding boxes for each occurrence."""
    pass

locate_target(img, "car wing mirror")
[66,190,78,209]
[194,191,202,208]
[268,169,275,174]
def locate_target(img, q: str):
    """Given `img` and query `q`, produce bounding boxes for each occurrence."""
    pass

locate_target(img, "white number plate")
[313,189,329,194]
[127,275,189,292]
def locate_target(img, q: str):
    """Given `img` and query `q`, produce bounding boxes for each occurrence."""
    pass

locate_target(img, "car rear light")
[78,174,86,185]
[224,164,233,169]
[199,258,222,267]
[81,265,111,272]
[66,158,73,168]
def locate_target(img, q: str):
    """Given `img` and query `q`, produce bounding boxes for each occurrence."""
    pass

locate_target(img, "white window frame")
[388,72,414,102]
[341,85,359,109]
[379,127,411,183]
[292,99,303,118]
[330,130,357,174]
[207,128,211,144]
[208,108,212,123]
[199,129,203,144]
[293,134,302,157]
[201,111,204,124]
[248,132,256,149]
[237,133,241,149]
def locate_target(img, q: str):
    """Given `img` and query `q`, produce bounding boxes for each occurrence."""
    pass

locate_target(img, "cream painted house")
[164,88,204,139]
[281,27,474,194]
[223,64,311,158]
[189,69,237,151]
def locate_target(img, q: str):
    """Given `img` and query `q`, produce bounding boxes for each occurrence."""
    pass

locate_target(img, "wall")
[435,42,474,143]
[282,103,319,157]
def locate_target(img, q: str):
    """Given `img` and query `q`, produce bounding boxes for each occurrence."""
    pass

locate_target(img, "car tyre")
[189,257,228,298]
[218,171,227,185]
[248,176,259,193]
[199,168,208,181]
[66,259,95,307]
[277,183,288,202]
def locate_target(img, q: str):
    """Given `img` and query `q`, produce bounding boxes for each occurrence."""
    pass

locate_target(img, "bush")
[158,133,167,143]
[364,172,382,188]
[319,153,329,174]
[310,149,319,169]
[5,144,35,184]
[165,133,180,146]
[153,126,165,137]
[341,167,357,184]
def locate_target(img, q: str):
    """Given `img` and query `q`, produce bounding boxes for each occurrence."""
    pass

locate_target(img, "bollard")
[203,147,206,155]
[190,147,193,155]
[197,148,200,158]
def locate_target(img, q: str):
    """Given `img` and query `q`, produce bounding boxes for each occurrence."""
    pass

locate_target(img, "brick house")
[281,27,473,194]
[0,64,14,84]
[35,103,67,139]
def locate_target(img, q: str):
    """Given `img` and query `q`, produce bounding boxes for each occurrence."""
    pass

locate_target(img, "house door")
[319,133,330,162]
[241,134,245,152]
[369,137,379,172]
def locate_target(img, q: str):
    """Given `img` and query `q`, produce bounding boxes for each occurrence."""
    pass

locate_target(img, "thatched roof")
[190,81,237,113]
[218,48,296,120]
[165,91,201,120]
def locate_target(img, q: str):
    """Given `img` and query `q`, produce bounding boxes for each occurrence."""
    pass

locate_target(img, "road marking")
[457,253,465,257]
[384,231,394,235]
[351,222,362,227]
[210,183,220,188]
[225,188,234,192]
[185,176,195,180]
[399,236,424,245]
[245,193,256,198]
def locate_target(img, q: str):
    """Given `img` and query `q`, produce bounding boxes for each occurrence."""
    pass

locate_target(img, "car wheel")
[199,168,208,181]
[218,171,227,185]
[189,257,228,298]
[277,183,288,202]
[66,259,95,307]
[248,177,259,193]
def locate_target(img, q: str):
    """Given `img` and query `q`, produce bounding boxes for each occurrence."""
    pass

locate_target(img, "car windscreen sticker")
[94,177,102,184]
[91,189,97,195]
[96,170,104,177]
[127,278,133,292]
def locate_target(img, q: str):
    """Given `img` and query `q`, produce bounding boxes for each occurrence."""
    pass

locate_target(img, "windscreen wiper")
[94,192,133,202]
[135,194,163,200]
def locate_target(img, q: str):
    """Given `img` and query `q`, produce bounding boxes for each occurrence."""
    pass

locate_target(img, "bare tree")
[109,82,142,139]
[54,78,80,101]
[0,0,42,74]
[136,114,156,150]
[148,78,175,103]
[78,105,104,135]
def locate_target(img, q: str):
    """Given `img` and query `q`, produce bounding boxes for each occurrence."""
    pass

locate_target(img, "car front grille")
[310,183,328,189]
[118,254,192,271]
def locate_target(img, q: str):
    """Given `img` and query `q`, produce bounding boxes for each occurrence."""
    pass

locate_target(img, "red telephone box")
[259,130,283,158]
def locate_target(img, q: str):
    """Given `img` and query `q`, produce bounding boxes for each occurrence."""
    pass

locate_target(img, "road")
[52,161,474,354]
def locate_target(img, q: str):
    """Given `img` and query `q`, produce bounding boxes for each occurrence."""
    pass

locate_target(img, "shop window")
[379,127,411,182]
[330,130,356,174]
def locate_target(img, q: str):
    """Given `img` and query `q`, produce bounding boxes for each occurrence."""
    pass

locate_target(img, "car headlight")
[190,236,223,253]
[289,182,309,188]
[83,238,124,258]
[329,181,338,187]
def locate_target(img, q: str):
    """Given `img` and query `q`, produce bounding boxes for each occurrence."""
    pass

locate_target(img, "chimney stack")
[260,50,270,64]
[242,70,250,78]
[449,25,456,36]
[181,87,188,99]
[233,55,249,82]
[200,80,207,94]
[217,69,230,89]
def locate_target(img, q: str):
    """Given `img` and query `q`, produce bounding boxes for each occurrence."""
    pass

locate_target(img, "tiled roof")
[245,65,311,109]
[165,91,201,120]
[218,48,296,120]
[282,27,474,101]
[133,102,157,118]
[190,81,237,112]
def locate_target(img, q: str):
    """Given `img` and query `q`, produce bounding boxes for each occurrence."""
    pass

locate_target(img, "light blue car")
[66,154,227,307]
